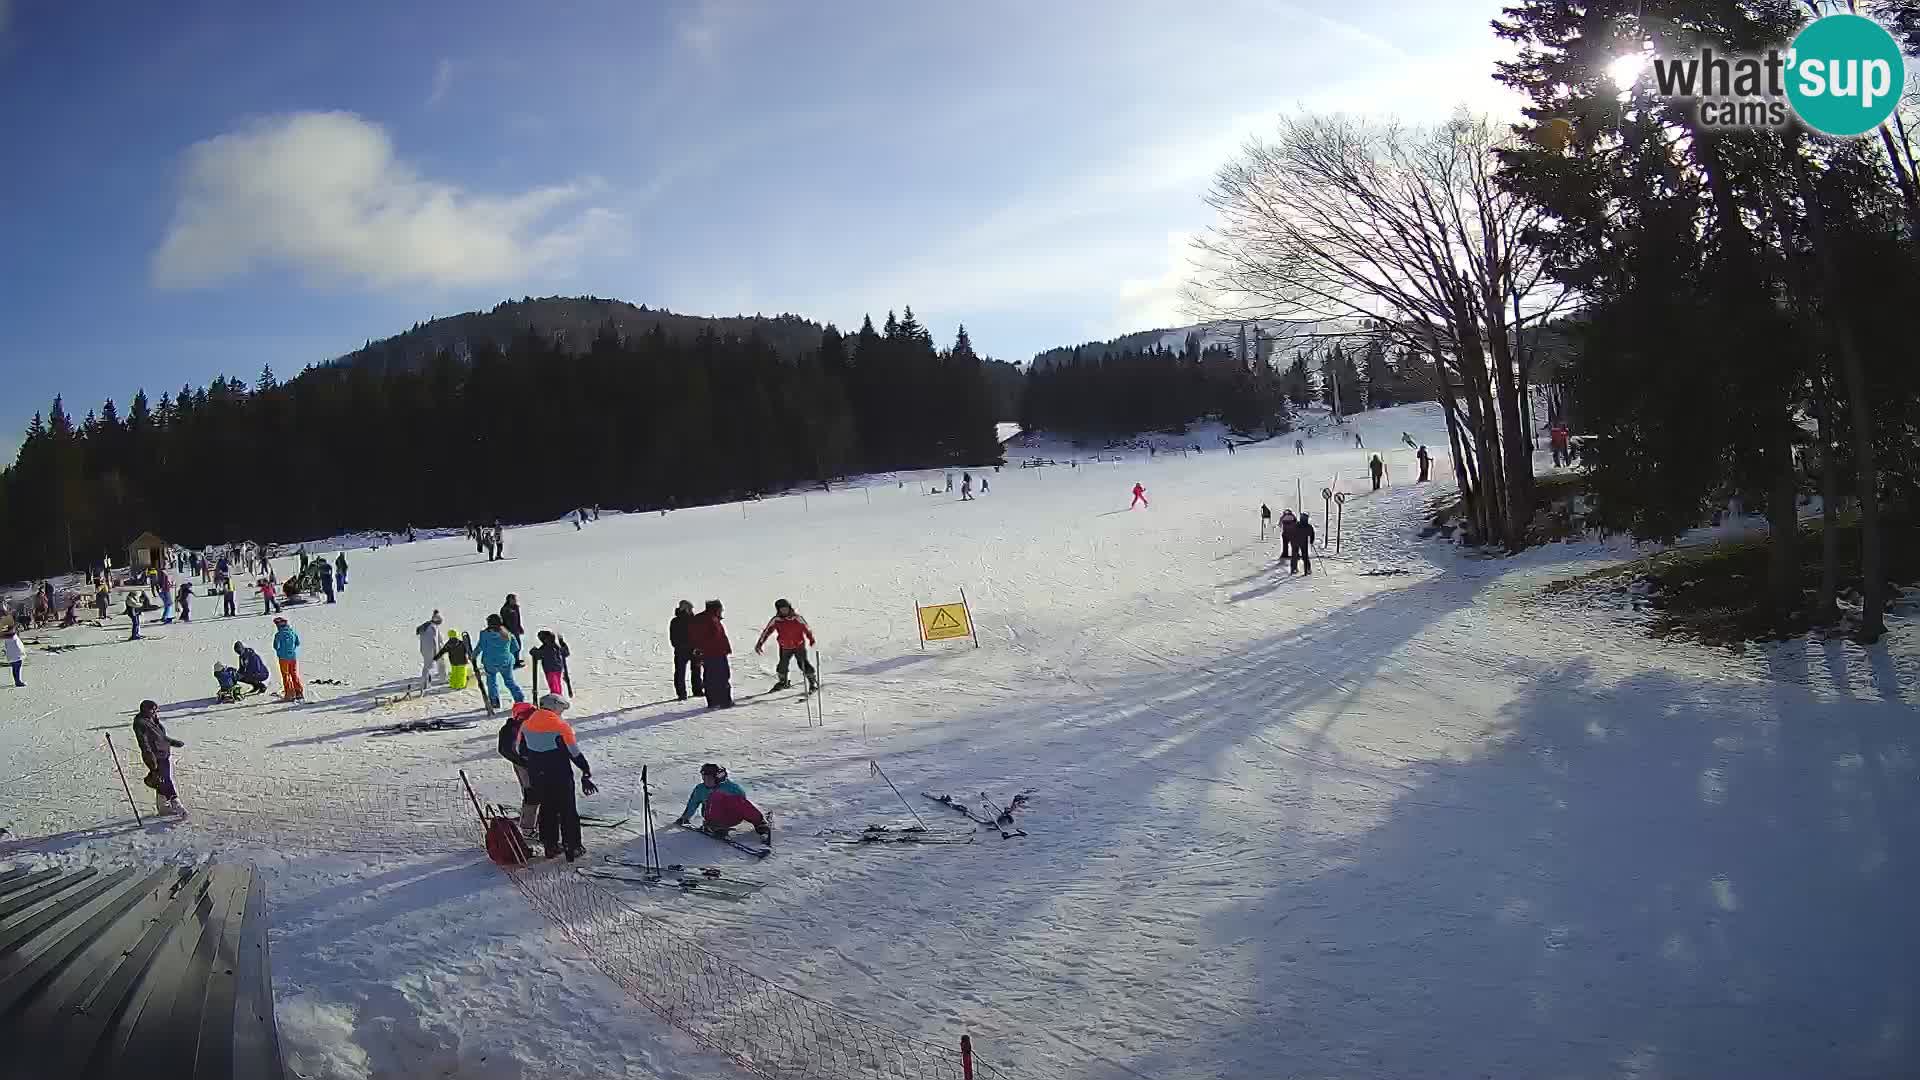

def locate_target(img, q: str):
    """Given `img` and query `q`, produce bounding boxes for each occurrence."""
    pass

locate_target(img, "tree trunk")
[1814,389,1842,625]
[1482,302,1534,548]
[1765,422,1801,624]
[1793,151,1887,640]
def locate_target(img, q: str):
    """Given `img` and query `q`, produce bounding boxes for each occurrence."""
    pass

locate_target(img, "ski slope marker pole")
[458,769,487,828]
[961,1034,974,1080]
[960,586,979,649]
[102,732,142,825]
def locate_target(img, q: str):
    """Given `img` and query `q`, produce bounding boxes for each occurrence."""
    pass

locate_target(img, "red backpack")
[485,815,531,866]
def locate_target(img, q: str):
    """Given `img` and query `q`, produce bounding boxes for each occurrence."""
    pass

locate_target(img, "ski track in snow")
[2,402,1916,1079]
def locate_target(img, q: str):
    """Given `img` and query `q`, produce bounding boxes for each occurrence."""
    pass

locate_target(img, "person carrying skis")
[674,763,770,843]
[688,600,733,708]
[3,626,24,687]
[434,629,474,690]
[754,599,818,692]
[1369,454,1385,492]
[234,641,270,695]
[416,611,446,689]
[132,700,186,816]
[515,694,597,860]
[500,594,524,659]
[1416,444,1432,482]
[1291,513,1316,575]
[530,630,570,697]
[474,614,525,710]
[670,600,703,701]
[497,701,540,837]
[1130,482,1148,509]
[334,553,348,592]
[272,616,305,701]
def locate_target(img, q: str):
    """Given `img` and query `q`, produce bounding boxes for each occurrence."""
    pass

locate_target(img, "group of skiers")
[669,597,819,710]
[468,522,507,560]
[411,594,571,711]
[1259,504,1318,575]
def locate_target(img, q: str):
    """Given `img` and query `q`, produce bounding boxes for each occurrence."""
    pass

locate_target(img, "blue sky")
[0,0,1517,451]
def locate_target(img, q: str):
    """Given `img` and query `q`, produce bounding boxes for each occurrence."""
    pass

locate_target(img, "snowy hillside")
[1,402,1914,1079]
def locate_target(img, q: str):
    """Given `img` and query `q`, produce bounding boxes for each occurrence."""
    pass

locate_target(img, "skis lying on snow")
[369,717,480,736]
[821,824,975,846]
[677,821,772,858]
[579,855,764,899]
[576,814,631,830]
[922,792,1026,838]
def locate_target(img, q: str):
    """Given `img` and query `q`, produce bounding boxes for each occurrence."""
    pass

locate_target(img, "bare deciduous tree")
[1187,111,1568,547]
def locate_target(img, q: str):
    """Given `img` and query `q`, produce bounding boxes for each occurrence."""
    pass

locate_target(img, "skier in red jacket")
[1130,483,1149,509]
[688,600,734,708]
[753,599,818,692]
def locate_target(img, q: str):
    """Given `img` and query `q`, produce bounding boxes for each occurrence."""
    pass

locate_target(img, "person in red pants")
[1130,483,1149,509]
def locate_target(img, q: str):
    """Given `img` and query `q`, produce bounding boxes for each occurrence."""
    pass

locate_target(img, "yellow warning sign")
[918,602,972,642]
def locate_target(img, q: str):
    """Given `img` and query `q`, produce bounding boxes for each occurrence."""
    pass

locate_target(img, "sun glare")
[1607,53,1644,90]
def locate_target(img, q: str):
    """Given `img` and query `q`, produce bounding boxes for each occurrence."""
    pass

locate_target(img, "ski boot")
[806,674,819,694]
[771,679,792,691]
[564,845,586,862]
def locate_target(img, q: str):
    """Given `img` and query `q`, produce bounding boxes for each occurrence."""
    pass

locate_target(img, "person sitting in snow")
[213,661,243,703]
[674,763,770,844]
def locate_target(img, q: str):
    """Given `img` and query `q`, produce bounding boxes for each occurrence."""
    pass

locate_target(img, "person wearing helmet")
[514,694,597,860]
[669,600,702,701]
[271,617,304,702]
[434,629,474,690]
[675,763,770,844]
[753,599,818,693]
[213,660,242,702]
[233,641,270,695]
[498,701,540,837]
[687,600,733,708]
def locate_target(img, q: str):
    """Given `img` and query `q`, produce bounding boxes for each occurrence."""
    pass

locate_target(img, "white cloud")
[1116,231,1196,333]
[426,58,454,107]
[151,111,622,290]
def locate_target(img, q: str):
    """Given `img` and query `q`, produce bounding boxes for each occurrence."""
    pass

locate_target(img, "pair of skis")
[921,792,1027,838]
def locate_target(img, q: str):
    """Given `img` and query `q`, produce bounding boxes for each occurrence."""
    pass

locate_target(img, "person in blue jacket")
[233,641,271,695]
[473,613,525,710]
[272,616,305,701]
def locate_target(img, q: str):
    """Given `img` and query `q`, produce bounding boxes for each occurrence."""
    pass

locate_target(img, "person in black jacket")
[497,702,539,836]
[500,594,524,662]
[670,600,703,701]
[1291,513,1316,576]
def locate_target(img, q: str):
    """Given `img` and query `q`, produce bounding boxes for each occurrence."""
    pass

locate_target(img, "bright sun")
[1607,53,1644,89]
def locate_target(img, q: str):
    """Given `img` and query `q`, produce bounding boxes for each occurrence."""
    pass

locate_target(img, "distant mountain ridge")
[1032,318,1375,370]
[332,296,829,373]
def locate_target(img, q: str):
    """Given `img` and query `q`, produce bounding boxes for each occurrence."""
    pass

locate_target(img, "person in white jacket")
[2,627,24,687]
[416,611,446,689]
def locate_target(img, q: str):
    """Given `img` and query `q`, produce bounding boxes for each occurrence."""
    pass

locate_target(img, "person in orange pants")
[272,616,305,702]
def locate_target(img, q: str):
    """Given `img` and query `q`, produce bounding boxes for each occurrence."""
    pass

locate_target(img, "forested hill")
[335,296,828,374]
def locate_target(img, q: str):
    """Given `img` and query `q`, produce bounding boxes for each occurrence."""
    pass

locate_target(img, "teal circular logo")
[1787,14,1905,137]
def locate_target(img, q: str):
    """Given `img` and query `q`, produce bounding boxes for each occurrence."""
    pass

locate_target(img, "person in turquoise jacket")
[271,616,306,700]
[473,614,525,710]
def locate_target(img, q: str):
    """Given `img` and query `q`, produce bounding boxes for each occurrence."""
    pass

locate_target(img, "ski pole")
[871,760,929,830]
[103,732,143,825]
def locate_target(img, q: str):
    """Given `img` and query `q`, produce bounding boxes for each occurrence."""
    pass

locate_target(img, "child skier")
[1279,509,1298,560]
[674,763,770,844]
[132,700,186,816]
[272,616,304,701]
[257,577,280,615]
[497,701,540,837]
[753,599,818,692]
[3,626,23,686]
[530,631,570,697]
[435,629,474,689]
[515,695,597,860]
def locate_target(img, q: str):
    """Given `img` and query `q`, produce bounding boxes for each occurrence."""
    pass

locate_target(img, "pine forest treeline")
[0,307,1004,581]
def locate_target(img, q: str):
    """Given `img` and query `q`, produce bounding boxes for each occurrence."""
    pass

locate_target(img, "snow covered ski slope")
[2,403,1915,1079]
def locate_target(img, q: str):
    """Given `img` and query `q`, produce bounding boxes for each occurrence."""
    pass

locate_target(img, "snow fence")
[0,745,1017,1080]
